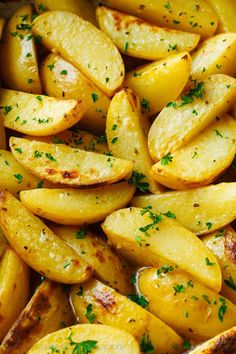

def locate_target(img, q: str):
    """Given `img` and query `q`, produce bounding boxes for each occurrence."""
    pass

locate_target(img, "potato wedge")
[20,183,135,225]
[71,278,183,354]
[148,74,236,161]
[40,54,110,133]
[32,11,124,96]
[138,267,236,342]
[28,324,141,354]
[96,6,200,60]
[10,137,133,186]
[152,114,236,190]
[1,5,41,94]
[0,149,50,197]
[188,326,236,353]
[106,89,162,194]
[103,0,218,38]
[52,225,132,295]
[206,0,236,33]
[124,52,191,116]
[202,226,236,305]
[0,228,7,259]
[0,88,86,136]
[102,207,221,292]
[191,33,236,80]
[0,190,93,284]
[34,0,96,26]
[132,183,236,235]
[1,280,74,354]
[0,248,29,341]
[0,17,6,41]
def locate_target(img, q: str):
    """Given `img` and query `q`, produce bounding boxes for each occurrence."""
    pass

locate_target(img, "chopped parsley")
[202,294,211,304]
[124,41,129,53]
[111,137,118,144]
[37,180,43,188]
[36,95,43,102]
[60,70,68,75]
[164,2,171,9]
[162,211,176,219]
[166,101,177,108]
[224,277,236,291]
[85,304,96,323]
[215,129,223,138]
[131,274,136,285]
[45,152,57,162]
[139,206,162,236]
[14,173,23,183]
[76,285,84,296]
[112,124,117,130]
[128,293,148,308]
[128,171,149,192]
[168,43,177,51]
[214,229,225,238]
[140,333,154,353]
[37,3,47,12]
[34,150,43,158]
[34,35,42,44]
[47,62,55,71]
[157,264,174,278]
[173,284,185,293]
[75,229,87,239]
[183,341,191,350]
[205,257,216,266]
[160,152,173,165]
[140,98,150,112]
[173,20,180,24]
[206,222,213,230]
[14,147,22,153]
[218,297,227,322]
[133,72,142,77]
[91,93,98,103]
[67,332,97,354]
[179,81,205,107]
[0,105,13,115]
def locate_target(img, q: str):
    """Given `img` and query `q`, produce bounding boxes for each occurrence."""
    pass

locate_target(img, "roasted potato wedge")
[188,326,236,353]
[102,207,221,292]
[132,183,236,235]
[0,280,74,354]
[0,248,29,341]
[0,88,86,136]
[32,11,124,96]
[124,52,191,116]
[40,54,110,133]
[206,0,236,33]
[152,114,236,190]
[148,74,236,161]
[202,226,236,305]
[52,225,132,295]
[0,228,7,259]
[106,89,162,194]
[191,33,236,80]
[20,183,135,225]
[103,0,218,38]
[10,137,133,186]
[97,6,200,60]
[71,278,183,354]
[138,267,236,342]
[34,0,96,25]
[0,190,93,284]
[27,324,141,354]
[1,5,41,94]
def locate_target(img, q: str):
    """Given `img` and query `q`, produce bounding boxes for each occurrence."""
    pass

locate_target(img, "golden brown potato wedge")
[206,0,236,33]
[0,88,86,136]
[52,225,132,295]
[0,280,74,354]
[102,207,221,292]
[106,89,162,194]
[0,248,29,341]
[152,115,236,190]
[191,33,236,80]
[32,11,124,96]
[148,74,236,161]
[10,137,133,186]
[0,5,42,94]
[132,183,236,235]
[138,267,236,342]
[103,0,218,38]
[0,190,93,284]
[71,278,183,354]
[202,226,236,305]
[40,54,110,133]
[97,6,200,60]
[124,52,191,116]
[20,183,135,225]
[27,324,141,354]
[188,326,236,353]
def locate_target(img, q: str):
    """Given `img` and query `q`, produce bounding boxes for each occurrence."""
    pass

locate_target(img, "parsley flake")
[128,171,149,192]
[160,152,173,165]
[128,293,149,308]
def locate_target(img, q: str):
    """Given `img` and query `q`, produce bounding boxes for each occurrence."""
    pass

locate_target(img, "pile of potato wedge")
[0,0,236,353]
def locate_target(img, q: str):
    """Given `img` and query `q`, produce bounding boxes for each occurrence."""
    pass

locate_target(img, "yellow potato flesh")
[138,267,236,342]
[206,0,236,33]
[32,11,124,96]
[0,190,93,284]
[40,54,110,133]
[1,280,74,354]
[71,279,183,354]
[52,225,132,295]
[0,5,42,94]
[1,88,86,136]
[106,89,162,194]
[10,137,133,186]
[20,183,135,225]
[27,324,141,354]
[97,6,200,60]
[191,33,236,80]
[0,248,29,341]
[152,115,236,190]
[124,52,191,116]
[102,207,221,292]
[202,226,236,305]
[148,74,236,161]
[0,228,7,258]
[132,182,236,235]
[103,0,218,38]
